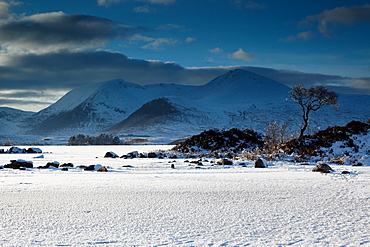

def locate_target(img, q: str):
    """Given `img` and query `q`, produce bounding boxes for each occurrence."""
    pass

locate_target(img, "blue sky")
[0,0,369,111]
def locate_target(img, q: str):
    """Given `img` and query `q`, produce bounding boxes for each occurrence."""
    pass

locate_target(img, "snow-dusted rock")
[217,159,233,165]
[27,147,42,153]
[4,159,33,169]
[312,164,332,173]
[97,166,108,172]
[254,158,268,168]
[104,151,119,158]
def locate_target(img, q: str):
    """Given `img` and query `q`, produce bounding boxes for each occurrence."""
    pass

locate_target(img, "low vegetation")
[172,128,263,154]
[172,119,370,164]
[68,134,121,145]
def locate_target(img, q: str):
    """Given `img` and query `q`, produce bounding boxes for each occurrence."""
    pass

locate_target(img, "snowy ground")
[1,145,369,246]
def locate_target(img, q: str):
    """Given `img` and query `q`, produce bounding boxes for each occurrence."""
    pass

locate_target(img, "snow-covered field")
[1,145,369,246]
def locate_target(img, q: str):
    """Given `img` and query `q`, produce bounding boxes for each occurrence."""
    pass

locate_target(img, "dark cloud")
[0,49,368,96]
[0,11,144,49]
[0,50,185,89]
[0,48,369,112]
[302,4,370,37]
[0,98,51,106]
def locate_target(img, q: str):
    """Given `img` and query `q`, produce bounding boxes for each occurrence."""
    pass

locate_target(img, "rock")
[26,147,42,153]
[341,171,350,174]
[217,159,233,165]
[84,165,96,171]
[127,151,139,158]
[254,158,268,168]
[46,161,60,168]
[97,166,108,172]
[147,152,158,158]
[352,162,363,166]
[4,159,33,169]
[8,147,26,154]
[104,151,119,158]
[59,163,74,168]
[61,168,69,171]
[312,164,332,173]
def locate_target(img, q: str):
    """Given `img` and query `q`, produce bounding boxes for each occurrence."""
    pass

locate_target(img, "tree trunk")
[299,109,310,138]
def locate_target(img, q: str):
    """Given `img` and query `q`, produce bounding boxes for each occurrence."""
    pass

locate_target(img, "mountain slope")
[107,70,370,139]
[24,79,194,135]
[0,107,34,137]
[106,97,181,132]
[187,69,291,103]
[7,69,369,141]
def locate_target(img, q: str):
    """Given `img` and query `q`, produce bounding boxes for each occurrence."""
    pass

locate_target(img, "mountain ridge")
[1,69,369,142]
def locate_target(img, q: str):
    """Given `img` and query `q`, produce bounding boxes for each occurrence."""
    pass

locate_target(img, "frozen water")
[0,145,369,246]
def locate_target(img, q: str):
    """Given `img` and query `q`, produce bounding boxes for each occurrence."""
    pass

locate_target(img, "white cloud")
[186,37,196,43]
[133,5,151,13]
[0,1,10,18]
[302,4,370,37]
[280,31,315,43]
[245,1,267,9]
[231,0,267,9]
[208,47,223,54]
[98,0,176,6]
[155,24,184,30]
[141,37,180,50]
[227,48,257,62]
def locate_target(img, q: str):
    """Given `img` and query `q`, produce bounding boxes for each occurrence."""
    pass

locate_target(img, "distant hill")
[0,107,34,137]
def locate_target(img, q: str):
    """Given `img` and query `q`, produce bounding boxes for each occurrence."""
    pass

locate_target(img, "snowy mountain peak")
[190,68,291,103]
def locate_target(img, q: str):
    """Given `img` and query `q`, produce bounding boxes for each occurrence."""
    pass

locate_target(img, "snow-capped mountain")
[106,69,370,138]
[2,69,369,142]
[23,79,194,135]
[0,107,34,137]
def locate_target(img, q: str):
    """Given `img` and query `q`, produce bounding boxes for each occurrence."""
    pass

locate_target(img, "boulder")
[312,164,332,173]
[59,163,74,168]
[97,166,108,172]
[254,158,268,168]
[8,147,26,154]
[46,161,60,168]
[26,147,42,153]
[84,164,103,171]
[147,152,158,158]
[127,151,139,158]
[104,151,119,158]
[217,159,233,165]
[84,165,96,171]
[352,162,363,166]
[4,159,33,169]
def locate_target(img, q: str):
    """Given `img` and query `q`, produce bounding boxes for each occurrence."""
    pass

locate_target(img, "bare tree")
[263,121,289,153]
[288,85,339,138]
